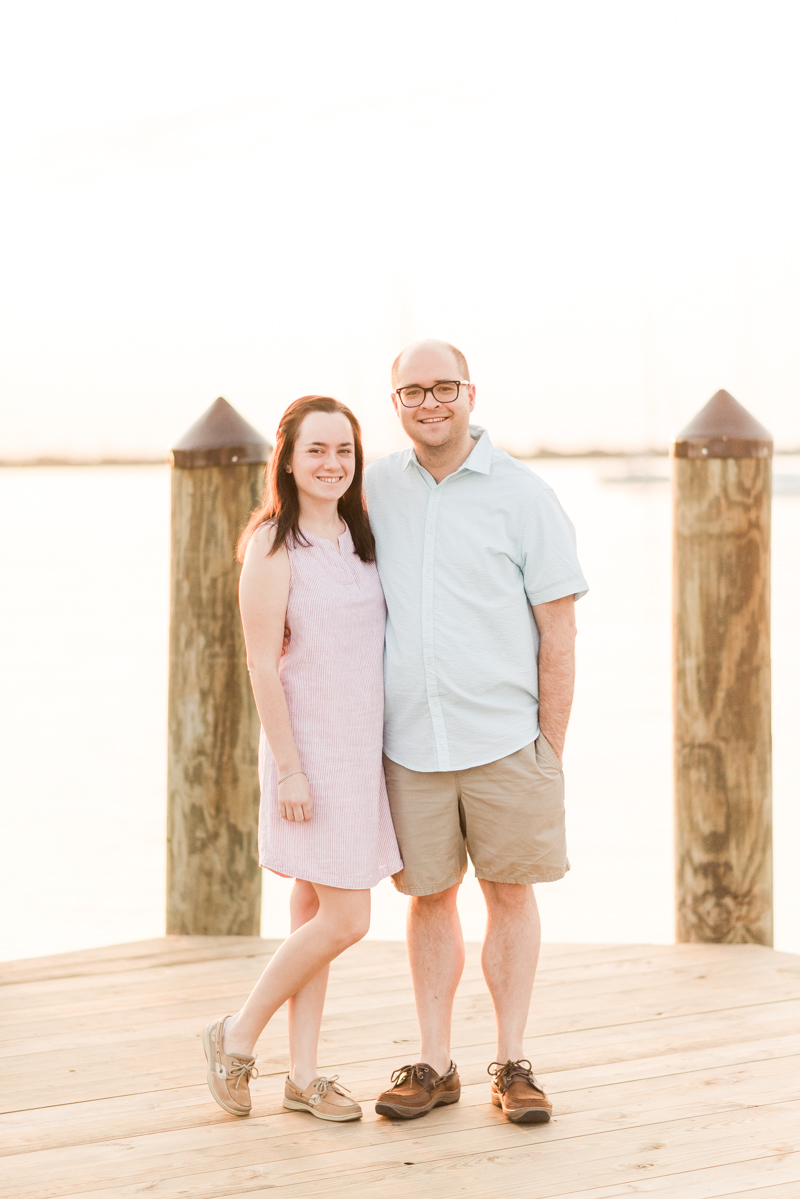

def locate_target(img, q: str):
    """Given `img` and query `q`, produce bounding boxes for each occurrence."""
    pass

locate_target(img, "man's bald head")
[391,339,470,389]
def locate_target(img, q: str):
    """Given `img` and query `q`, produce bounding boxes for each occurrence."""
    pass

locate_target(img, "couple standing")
[203,339,588,1125]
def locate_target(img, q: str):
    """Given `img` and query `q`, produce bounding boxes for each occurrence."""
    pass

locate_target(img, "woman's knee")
[290,879,320,927]
[320,894,370,948]
[351,906,371,943]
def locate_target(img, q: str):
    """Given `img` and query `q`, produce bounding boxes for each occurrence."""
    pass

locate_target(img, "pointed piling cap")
[171,397,271,469]
[672,390,772,460]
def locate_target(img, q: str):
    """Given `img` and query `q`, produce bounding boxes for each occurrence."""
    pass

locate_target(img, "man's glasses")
[394,381,469,408]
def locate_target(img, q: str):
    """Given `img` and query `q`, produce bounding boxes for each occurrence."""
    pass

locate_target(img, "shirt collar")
[402,425,493,476]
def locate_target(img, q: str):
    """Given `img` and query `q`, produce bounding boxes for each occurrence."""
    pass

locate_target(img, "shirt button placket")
[423,488,448,769]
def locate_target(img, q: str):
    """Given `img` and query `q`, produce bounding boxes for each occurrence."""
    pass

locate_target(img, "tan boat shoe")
[489,1059,552,1124]
[202,1016,258,1117]
[283,1074,362,1121]
[375,1061,461,1119]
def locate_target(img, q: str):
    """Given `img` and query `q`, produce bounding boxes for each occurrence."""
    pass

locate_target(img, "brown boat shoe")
[489,1059,552,1124]
[202,1016,258,1117]
[284,1074,362,1122]
[375,1061,461,1119]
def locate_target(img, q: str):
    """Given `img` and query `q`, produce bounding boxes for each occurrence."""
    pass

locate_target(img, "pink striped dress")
[257,524,402,889]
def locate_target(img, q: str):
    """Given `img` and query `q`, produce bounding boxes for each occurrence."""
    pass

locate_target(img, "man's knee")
[480,880,534,911]
[410,883,460,913]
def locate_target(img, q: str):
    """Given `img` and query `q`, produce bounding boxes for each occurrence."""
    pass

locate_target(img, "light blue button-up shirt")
[365,427,588,772]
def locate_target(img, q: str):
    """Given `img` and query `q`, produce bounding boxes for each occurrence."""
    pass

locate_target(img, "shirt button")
[425,570,431,577]
[431,699,439,707]
[425,658,432,664]
[427,529,433,534]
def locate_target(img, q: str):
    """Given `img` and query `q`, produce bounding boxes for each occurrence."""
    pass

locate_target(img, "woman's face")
[290,411,356,504]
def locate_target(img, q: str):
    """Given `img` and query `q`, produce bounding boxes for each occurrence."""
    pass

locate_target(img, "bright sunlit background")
[2,0,799,459]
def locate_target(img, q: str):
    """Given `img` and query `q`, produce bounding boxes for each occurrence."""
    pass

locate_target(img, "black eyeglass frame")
[393,380,471,409]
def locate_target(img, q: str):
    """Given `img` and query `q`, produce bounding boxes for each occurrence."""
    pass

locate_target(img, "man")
[364,339,588,1124]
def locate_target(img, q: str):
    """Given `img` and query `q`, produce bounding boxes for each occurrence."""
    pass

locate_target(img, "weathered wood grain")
[167,460,266,935]
[673,455,772,944]
[3,938,798,1198]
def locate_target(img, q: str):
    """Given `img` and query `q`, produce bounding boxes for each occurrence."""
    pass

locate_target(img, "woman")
[202,395,402,1123]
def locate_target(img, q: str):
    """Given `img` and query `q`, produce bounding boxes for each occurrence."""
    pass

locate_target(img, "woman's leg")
[223,882,370,1062]
[286,880,329,1089]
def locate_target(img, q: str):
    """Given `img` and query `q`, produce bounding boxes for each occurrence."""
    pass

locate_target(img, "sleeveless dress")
[257,524,403,889]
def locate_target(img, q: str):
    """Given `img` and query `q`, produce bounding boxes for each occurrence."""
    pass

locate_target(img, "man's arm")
[531,594,576,762]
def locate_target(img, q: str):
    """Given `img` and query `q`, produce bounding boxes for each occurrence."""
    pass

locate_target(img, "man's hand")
[532,595,576,763]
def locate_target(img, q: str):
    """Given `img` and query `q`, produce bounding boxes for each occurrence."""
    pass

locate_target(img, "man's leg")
[407,883,465,1075]
[478,880,541,1062]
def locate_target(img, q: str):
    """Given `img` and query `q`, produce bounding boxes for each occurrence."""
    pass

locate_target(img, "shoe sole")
[492,1093,551,1123]
[375,1087,461,1119]
[202,1022,251,1118]
[283,1098,362,1121]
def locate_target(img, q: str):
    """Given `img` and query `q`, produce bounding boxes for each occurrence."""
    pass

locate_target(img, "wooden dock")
[2,936,799,1198]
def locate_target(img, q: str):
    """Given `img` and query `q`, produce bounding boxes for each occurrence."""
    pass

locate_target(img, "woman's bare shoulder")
[244,523,289,571]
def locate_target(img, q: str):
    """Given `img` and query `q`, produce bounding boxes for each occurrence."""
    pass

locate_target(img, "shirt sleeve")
[520,486,589,606]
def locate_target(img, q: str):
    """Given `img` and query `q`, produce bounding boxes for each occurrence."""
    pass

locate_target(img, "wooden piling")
[673,390,773,944]
[167,398,271,936]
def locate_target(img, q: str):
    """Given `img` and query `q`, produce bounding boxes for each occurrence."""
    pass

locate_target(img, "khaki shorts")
[383,736,569,896]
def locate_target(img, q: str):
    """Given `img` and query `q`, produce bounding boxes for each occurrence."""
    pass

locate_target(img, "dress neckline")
[299,523,351,554]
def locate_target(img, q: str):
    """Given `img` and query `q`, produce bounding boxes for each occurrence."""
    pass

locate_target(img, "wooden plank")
[0,937,279,986]
[3,939,798,1199]
[11,1101,800,1199]
[4,1030,799,1158]
[5,978,798,1086]
[7,944,778,1029]
[3,1055,798,1198]
[4,945,798,1046]
[5,973,799,1079]
[5,938,771,994]
[7,943,790,1037]
[555,1154,800,1198]
[4,994,799,1115]
[10,961,797,1061]
[0,951,422,1019]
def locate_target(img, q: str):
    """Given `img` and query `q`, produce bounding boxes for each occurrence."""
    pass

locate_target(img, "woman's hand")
[278,773,312,822]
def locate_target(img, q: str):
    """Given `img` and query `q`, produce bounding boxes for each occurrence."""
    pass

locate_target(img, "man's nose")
[419,388,442,409]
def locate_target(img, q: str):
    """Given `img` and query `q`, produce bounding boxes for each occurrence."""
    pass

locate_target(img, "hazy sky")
[1,0,799,458]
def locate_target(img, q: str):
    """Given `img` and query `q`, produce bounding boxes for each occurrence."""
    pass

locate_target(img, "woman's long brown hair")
[237,395,375,563]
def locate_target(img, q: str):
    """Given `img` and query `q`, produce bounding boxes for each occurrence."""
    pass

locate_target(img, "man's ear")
[390,392,400,417]
[468,385,477,413]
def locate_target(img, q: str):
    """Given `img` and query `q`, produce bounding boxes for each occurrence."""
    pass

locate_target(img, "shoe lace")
[229,1056,259,1089]
[488,1059,541,1093]
[312,1074,351,1098]
[390,1061,454,1088]
[390,1063,429,1088]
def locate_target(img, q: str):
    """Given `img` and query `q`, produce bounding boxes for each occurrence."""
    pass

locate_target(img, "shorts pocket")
[536,733,563,774]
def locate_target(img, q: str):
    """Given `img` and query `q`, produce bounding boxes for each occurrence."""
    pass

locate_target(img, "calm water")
[1,459,798,961]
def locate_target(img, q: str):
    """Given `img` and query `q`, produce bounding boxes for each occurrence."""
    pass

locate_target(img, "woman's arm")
[239,525,312,822]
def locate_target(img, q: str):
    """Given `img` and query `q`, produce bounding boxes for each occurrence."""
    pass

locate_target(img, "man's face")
[391,344,476,451]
